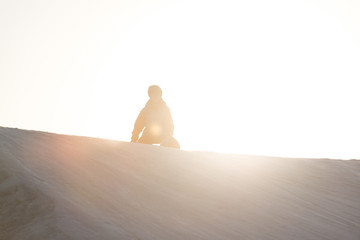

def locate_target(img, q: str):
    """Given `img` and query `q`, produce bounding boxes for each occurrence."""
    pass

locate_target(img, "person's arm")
[131,109,145,142]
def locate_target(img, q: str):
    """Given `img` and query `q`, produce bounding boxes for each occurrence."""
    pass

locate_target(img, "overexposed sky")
[1,0,359,159]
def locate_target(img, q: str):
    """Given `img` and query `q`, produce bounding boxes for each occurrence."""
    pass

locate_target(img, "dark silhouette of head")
[148,85,162,101]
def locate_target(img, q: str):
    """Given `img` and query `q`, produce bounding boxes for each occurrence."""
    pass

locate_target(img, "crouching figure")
[131,85,180,149]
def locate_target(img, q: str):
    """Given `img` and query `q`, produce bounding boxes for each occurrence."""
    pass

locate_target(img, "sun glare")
[0,0,359,160]
[81,0,360,158]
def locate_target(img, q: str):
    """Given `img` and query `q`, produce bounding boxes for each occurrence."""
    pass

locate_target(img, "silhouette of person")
[131,85,175,145]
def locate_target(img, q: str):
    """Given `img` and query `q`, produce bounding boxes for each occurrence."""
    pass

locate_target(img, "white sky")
[1,0,359,159]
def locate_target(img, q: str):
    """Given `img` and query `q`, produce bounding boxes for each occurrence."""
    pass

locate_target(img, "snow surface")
[0,127,359,240]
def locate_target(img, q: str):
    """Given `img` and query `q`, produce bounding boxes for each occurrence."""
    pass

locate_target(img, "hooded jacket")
[132,99,174,141]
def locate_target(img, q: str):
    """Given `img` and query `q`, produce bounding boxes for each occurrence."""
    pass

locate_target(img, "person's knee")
[138,134,163,144]
[138,136,154,144]
[138,137,148,144]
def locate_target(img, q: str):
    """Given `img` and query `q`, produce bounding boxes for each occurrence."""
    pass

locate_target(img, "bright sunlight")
[1,0,359,158]
[86,0,360,158]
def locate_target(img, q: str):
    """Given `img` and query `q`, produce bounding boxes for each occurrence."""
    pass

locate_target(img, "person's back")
[131,85,178,148]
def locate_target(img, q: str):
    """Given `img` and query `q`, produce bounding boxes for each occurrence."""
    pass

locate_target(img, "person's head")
[148,85,162,101]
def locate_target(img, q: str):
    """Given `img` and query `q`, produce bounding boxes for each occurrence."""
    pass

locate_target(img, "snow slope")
[0,127,359,240]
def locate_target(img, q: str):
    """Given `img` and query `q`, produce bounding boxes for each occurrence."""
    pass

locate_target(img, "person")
[131,85,176,147]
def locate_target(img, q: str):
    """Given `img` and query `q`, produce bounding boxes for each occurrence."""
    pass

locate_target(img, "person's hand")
[131,135,138,143]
